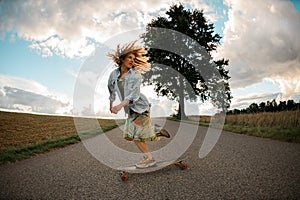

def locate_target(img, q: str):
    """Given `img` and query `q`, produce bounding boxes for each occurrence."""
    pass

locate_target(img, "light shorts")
[123,110,160,142]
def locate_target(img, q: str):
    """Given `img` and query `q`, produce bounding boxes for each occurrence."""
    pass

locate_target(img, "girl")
[107,41,170,168]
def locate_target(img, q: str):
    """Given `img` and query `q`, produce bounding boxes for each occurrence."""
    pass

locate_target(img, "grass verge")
[0,124,119,164]
[168,117,300,143]
[0,134,80,164]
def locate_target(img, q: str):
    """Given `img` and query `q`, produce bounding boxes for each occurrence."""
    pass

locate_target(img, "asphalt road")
[0,120,299,199]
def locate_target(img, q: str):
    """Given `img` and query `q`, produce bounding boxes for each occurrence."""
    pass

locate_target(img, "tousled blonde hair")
[107,40,150,73]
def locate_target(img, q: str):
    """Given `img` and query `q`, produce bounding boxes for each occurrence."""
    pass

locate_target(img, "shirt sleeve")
[124,71,141,103]
[107,72,116,102]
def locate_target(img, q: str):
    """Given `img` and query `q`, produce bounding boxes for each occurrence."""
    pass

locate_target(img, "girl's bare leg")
[134,141,153,159]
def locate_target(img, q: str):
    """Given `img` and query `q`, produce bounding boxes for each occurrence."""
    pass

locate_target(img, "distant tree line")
[227,99,300,115]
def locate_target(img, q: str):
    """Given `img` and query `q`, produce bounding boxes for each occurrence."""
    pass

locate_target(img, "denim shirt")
[108,68,150,114]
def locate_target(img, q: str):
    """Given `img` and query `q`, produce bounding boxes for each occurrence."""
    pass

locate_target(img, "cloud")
[0,86,69,114]
[0,74,49,96]
[0,74,72,114]
[217,0,300,100]
[230,92,281,110]
[274,76,300,100]
[0,0,218,58]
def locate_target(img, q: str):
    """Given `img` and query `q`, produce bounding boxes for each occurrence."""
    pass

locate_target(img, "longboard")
[118,156,188,181]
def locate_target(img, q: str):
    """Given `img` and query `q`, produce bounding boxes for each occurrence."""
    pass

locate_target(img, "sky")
[0,0,299,117]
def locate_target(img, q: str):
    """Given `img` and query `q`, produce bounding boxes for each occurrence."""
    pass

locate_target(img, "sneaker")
[135,157,156,168]
[156,128,170,138]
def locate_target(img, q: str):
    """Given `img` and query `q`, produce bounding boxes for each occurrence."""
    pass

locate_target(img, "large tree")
[142,4,231,119]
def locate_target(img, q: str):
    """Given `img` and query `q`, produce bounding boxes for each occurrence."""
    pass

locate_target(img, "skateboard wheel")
[180,163,187,170]
[120,171,129,181]
[121,174,129,181]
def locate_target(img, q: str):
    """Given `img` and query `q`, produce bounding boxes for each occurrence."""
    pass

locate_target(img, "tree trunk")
[177,84,188,120]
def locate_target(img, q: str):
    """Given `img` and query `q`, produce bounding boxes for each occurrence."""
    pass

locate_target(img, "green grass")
[168,117,300,143]
[0,134,79,163]
[221,124,300,143]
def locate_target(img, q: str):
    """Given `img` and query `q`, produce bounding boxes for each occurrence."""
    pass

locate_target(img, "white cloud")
[0,74,72,114]
[230,92,281,110]
[217,0,300,100]
[275,77,300,101]
[0,74,49,96]
[0,0,218,58]
[0,0,157,57]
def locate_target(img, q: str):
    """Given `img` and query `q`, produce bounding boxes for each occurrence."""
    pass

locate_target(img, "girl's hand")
[111,104,123,114]
[109,101,114,113]
[110,100,129,114]
[109,107,114,114]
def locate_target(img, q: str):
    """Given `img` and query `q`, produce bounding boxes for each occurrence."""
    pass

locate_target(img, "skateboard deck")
[118,156,188,181]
